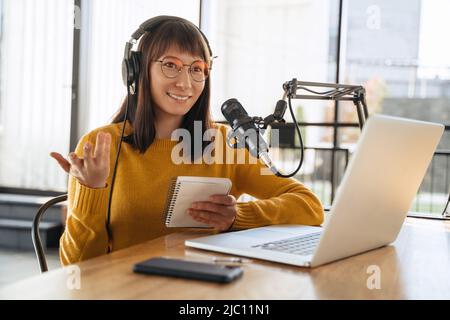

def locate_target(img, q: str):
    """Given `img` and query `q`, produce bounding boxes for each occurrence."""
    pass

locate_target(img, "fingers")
[50,152,71,173]
[51,131,111,188]
[190,201,223,214]
[93,132,112,161]
[207,195,237,206]
[93,132,103,159]
[102,132,112,162]
[83,142,92,163]
[67,152,83,170]
[189,209,226,228]
[51,151,83,175]
[188,199,236,231]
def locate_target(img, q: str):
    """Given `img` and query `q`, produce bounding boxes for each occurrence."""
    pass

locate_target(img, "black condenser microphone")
[221,98,278,175]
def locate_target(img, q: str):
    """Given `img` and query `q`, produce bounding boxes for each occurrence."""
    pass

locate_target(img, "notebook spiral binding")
[163,178,182,225]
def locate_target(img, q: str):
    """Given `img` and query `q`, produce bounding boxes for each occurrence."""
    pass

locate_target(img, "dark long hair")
[112,18,213,160]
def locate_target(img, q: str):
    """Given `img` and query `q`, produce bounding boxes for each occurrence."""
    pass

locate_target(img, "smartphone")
[133,257,243,283]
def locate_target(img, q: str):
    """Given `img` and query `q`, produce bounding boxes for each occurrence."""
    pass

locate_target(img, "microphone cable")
[272,95,304,178]
[105,85,130,253]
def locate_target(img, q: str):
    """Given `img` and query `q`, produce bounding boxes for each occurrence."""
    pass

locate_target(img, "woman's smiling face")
[150,46,206,120]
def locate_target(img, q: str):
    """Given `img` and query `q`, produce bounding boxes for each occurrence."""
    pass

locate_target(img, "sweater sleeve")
[59,132,111,265]
[231,150,324,230]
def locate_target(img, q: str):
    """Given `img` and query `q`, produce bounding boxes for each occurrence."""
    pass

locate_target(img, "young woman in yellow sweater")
[50,16,324,265]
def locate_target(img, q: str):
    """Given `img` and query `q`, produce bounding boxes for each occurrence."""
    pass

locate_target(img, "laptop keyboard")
[251,232,322,256]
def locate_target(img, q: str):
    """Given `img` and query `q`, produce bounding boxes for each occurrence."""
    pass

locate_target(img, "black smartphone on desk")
[133,257,243,283]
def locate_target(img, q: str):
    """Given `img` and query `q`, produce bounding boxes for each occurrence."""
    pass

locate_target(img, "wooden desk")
[1,217,449,299]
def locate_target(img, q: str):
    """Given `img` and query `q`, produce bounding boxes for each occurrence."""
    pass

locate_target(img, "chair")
[443,193,450,218]
[32,194,67,273]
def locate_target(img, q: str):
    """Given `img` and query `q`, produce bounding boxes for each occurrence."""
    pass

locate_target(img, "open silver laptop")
[185,115,444,267]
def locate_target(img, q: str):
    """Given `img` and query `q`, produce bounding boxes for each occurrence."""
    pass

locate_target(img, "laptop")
[185,114,444,267]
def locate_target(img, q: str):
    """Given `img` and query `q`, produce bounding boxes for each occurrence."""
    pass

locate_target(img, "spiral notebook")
[163,176,232,228]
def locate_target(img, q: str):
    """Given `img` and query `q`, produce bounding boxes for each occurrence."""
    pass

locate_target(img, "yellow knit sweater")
[59,122,324,265]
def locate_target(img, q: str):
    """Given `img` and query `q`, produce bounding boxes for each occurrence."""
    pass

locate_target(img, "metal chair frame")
[31,194,67,273]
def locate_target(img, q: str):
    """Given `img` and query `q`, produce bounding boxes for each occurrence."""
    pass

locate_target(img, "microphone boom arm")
[224,78,370,178]
[283,78,369,130]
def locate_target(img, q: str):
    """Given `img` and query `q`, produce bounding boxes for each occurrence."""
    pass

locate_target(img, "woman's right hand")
[50,132,112,189]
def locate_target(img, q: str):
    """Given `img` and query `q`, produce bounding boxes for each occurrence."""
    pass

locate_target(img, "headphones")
[106,16,213,253]
[121,15,213,94]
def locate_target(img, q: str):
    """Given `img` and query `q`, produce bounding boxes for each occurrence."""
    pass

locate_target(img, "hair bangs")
[149,21,208,62]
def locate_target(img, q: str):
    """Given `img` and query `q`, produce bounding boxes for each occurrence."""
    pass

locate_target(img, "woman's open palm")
[50,132,112,189]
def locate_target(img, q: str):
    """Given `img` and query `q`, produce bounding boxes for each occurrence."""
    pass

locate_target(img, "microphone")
[221,98,278,175]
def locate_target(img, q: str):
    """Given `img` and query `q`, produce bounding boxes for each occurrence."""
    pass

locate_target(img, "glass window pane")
[339,0,450,145]
[0,0,74,191]
[338,0,450,215]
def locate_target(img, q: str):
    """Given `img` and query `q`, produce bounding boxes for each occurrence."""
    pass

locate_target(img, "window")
[202,0,340,205]
[1,0,447,215]
[338,0,450,143]
[337,0,450,214]
[0,0,200,193]
[0,0,74,192]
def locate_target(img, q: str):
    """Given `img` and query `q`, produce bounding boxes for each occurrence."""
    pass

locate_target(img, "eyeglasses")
[154,56,210,83]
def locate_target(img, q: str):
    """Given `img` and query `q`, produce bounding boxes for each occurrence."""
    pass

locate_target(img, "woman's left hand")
[188,195,237,231]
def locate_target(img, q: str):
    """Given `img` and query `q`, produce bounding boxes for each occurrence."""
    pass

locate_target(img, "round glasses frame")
[153,57,210,83]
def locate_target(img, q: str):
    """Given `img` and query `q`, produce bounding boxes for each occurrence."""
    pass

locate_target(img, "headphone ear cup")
[130,51,141,85]
[134,52,142,76]
[122,58,131,86]
[121,52,140,89]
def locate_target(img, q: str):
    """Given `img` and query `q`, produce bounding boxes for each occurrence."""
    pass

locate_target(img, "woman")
[50,16,324,265]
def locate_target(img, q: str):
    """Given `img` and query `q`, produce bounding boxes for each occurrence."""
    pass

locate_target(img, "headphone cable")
[106,85,130,253]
